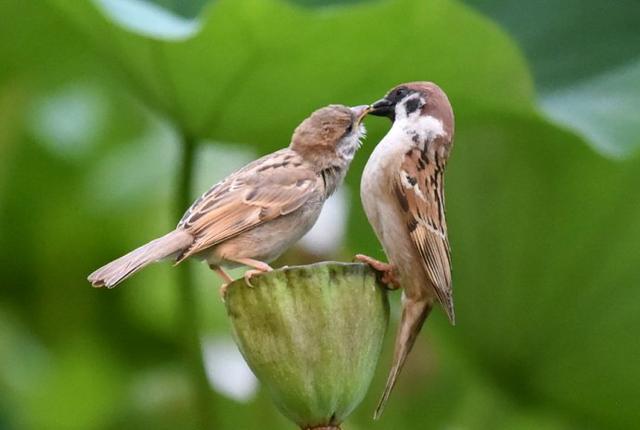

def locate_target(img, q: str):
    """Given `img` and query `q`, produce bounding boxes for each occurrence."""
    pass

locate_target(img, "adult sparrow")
[357,82,455,418]
[89,104,369,293]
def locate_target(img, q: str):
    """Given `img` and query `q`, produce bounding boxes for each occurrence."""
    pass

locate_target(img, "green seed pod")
[224,262,389,430]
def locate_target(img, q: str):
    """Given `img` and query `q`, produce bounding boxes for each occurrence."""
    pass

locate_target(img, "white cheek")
[358,123,367,140]
[395,95,445,147]
[415,115,445,142]
[337,124,367,160]
[394,115,445,150]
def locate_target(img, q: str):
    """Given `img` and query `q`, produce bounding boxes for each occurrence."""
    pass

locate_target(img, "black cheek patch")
[405,98,421,114]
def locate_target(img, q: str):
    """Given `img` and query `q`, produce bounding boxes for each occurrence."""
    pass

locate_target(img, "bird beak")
[350,105,371,124]
[369,97,395,118]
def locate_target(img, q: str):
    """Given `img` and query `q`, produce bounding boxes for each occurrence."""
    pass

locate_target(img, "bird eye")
[394,88,408,99]
[345,123,353,134]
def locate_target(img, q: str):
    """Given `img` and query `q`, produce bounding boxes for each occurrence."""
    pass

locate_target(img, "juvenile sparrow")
[88,104,369,292]
[357,82,455,418]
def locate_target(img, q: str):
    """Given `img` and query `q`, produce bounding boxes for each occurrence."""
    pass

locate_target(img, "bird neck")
[320,161,348,197]
[293,146,351,197]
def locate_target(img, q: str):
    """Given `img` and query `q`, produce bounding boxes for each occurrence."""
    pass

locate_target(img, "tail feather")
[434,288,456,325]
[88,230,193,288]
[374,299,432,420]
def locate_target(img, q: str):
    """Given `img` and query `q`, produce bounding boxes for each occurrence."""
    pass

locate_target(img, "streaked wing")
[394,147,454,322]
[176,149,320,261]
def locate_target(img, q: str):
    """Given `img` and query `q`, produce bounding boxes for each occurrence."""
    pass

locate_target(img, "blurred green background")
[1,0,639,429]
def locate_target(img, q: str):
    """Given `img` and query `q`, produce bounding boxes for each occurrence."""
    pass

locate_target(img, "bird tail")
[88,230,193,288]
[374,298,433,420]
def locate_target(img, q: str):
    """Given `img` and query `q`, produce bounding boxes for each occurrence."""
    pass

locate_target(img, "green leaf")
[447,112,640,429]
[17,0,640,429]
[541,60,640,158]
[143,0,210,19]
[465,0,640,156]
[95,0,202,40]
[46,0,534,138]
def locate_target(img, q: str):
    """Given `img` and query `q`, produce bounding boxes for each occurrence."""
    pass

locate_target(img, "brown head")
[290,104,369,171]
[370,82,454,139]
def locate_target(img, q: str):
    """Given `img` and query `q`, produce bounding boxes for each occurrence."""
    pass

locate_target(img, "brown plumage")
[396,145,454,320]
[174,150,321,263]
[89,104,369,290]
[358,82,455,418]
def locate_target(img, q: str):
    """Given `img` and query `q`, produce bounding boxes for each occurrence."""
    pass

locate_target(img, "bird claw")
[243,267,272,287]
[219,282,229,302]
[380,272,401,290]
[244,270,256,287]
[354,254,401,290]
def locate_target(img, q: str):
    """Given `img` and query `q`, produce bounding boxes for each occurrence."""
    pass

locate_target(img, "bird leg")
[209,264,234,299]
[227,257,273,287]
[354,254,401,290]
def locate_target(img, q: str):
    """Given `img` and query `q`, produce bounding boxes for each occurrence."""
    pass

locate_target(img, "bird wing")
[393,147,454,323]
[176,149,320,262]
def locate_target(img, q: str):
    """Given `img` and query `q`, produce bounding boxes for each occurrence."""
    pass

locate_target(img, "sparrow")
[88,104,370,293]
[356,82,455,418]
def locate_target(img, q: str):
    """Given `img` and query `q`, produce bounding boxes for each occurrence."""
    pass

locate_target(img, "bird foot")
[244,266,272,287]
[210,264,234,301]
[354,254,401,290]
[219,282,230,301]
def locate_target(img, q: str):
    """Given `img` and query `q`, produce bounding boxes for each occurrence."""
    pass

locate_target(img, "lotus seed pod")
[225,262,389,429]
